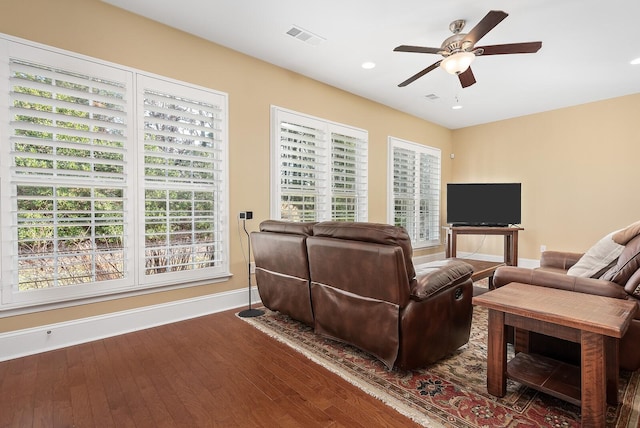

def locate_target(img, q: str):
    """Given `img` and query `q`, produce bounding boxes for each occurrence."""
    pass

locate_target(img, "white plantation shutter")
[8,56,130,292]
[419,150,441,243]
[0,36,229,309]
[393,146,417,232]
[389,138,441,248]
[331,132,367,221]
[139,76,227,281]
[271,107,367,222]
[277,119,328,221]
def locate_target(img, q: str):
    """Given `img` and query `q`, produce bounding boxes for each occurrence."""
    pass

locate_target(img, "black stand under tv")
[443,225,524,266]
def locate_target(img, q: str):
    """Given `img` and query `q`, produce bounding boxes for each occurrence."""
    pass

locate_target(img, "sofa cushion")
[602,234,640,288]
[613,220,640,245]
[566,231,624,278]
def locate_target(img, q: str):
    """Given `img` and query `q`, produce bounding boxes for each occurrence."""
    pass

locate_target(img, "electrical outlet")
[249,262,256,274]
[540,244,547,253]
[238,211,253,220]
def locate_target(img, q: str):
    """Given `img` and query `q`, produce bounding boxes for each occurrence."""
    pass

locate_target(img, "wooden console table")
[444,226,524,266]
[473,282,636,427]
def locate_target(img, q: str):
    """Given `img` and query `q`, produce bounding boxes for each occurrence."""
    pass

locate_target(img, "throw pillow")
[566,231,625,278]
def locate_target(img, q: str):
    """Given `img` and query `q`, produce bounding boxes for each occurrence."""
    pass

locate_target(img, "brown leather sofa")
[251,220,474,370]
[493,234,640,371]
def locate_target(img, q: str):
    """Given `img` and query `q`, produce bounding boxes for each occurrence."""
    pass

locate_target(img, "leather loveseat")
[493,229,640,371]
[251,220,474,370]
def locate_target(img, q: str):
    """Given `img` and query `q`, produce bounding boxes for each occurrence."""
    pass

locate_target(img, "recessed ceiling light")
[631,57,640,65]
[452,96,463,110]
[361,61,376,69]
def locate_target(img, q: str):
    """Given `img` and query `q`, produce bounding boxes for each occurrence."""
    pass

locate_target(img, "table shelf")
[507,352,581,406]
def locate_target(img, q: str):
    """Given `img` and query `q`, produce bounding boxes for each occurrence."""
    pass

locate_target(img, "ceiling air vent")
[424,94,440,101]
[286,25,326,46]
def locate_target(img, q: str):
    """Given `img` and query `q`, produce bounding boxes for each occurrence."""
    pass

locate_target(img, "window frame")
[270,106,368,222]
[0,34,230,311]
[387,137,441,249]
[136,75,229,288]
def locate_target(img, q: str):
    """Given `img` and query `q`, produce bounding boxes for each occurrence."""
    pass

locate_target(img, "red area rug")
[240,298,640,427]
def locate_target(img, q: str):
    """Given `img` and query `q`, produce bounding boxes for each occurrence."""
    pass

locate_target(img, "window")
[0,36,228,309]
[271,107,367,222]
[138,76,227,286]
[388,137,441,248]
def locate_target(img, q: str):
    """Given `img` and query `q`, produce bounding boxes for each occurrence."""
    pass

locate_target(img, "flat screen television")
[446,183,521,227]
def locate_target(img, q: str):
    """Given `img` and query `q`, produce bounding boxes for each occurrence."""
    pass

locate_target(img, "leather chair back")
[307,222,415,368]
[251,220,316,325]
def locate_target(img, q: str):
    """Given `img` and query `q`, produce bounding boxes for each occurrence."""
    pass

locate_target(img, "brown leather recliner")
[307,221,474,370]
[493,234,640,371]
[251,220,474,370]
[251,220,317,326]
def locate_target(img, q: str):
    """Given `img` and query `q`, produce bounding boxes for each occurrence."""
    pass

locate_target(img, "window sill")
[0,273,232,318]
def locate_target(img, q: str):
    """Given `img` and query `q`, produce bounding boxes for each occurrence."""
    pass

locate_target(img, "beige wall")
[0,0,452,331]
[451,93,640,259]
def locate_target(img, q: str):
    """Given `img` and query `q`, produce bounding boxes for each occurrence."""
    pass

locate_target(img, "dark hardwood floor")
[0,308,420,427]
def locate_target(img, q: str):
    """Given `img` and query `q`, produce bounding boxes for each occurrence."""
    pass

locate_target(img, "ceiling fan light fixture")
[440,51,475,75]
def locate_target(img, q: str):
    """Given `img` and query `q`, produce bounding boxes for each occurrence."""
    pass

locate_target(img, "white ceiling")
[103,0,640,129]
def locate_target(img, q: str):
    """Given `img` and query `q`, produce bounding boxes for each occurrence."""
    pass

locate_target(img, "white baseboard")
[453,252,540,269]
[0,287,262,362]
[412,252,447,265]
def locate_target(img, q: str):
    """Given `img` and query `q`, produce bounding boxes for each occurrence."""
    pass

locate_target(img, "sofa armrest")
[493,266,629,299]
[539,250,584,270]
[411,259,473,301]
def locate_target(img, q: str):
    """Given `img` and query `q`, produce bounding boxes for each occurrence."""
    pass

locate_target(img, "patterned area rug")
[239,286,640,427]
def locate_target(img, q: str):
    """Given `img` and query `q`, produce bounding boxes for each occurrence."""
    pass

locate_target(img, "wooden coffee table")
[473,282,636,427]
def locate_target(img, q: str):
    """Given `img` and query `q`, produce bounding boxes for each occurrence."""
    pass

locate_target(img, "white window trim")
[270,106,368,222]
[136,74,229,288]
[387,137,441,249]
[0,34,230,312]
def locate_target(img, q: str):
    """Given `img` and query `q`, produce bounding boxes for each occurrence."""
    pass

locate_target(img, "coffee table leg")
[487,309,507,397]
[581,331,606,427]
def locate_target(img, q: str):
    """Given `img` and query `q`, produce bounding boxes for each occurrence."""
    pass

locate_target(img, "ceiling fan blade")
[398,61,442,87]
[464,10,508,45]
[477,42,542,55]
[458,67,476,88]
[393,45,442,54]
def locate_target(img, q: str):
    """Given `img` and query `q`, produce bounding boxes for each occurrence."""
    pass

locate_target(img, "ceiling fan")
[393,10,542,88]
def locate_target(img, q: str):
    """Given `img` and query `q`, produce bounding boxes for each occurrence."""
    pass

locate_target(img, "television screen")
[446,183,521,227]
